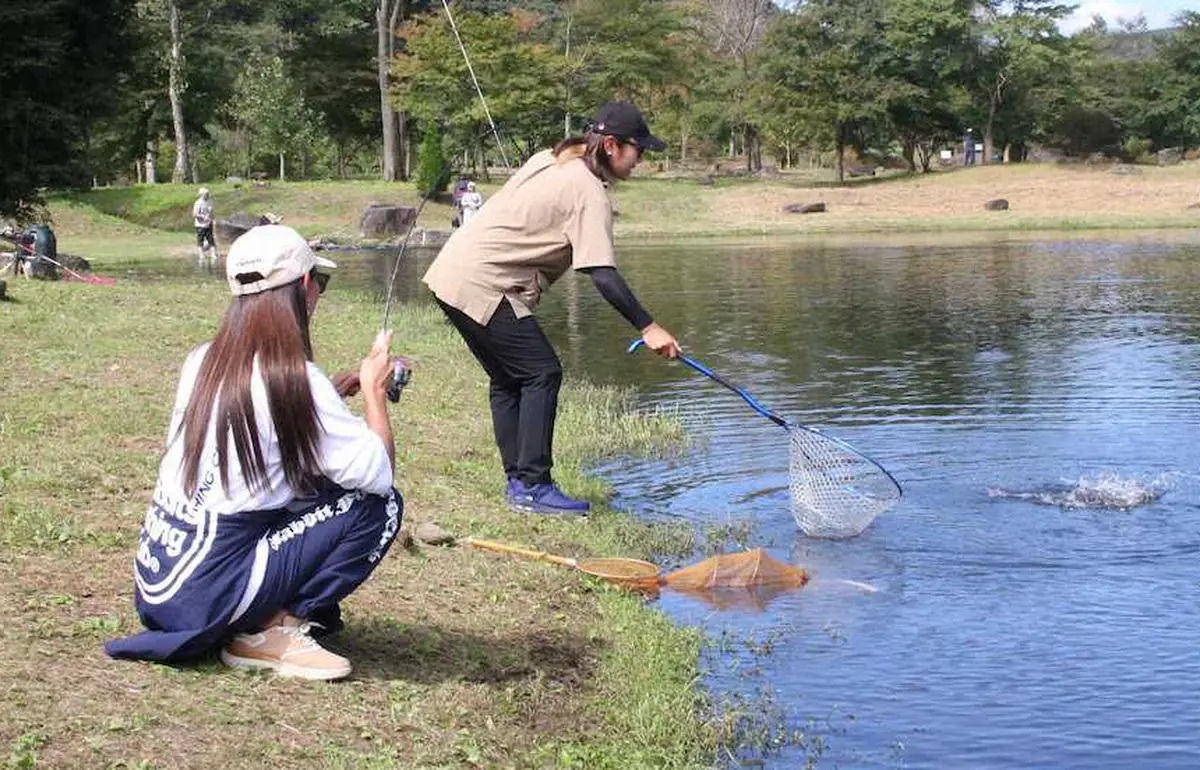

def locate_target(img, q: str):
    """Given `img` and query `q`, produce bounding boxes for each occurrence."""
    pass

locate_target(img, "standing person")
[422,100,682,516]
[1,224,55,279]
[963,129,976,166]
[193,187,218,264]
[459,181,484,227]
[105,225,403,681]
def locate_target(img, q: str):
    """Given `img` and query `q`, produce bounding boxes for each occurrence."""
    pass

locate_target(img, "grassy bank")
[0,280,724,769]
[41,160,1200,265]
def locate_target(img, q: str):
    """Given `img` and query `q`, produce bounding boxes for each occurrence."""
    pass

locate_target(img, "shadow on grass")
[326,617,601,686]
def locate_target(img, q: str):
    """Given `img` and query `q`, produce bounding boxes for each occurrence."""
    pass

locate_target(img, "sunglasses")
[310,270,330,294]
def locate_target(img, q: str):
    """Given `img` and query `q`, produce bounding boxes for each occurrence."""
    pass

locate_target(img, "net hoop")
[575,557,661,585]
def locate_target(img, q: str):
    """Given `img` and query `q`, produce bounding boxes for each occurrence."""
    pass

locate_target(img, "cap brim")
[315,255,338,270]
[636,134,668,153]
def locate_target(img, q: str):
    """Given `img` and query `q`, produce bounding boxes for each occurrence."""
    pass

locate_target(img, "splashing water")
[987,471,1173,510]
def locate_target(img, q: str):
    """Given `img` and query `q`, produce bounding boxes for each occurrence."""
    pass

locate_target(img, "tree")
[0,0,134,219]
[1139,12,1200,150]
[883,0,975,171]
[557,0,692,112]
[968,0,1075,163]
[229,54,323,180]
[276,0,381,178]
[377,0,408,180]
[414,127,448,194]
[135,0,194,183]
[759,0,916,181]
[394,9,562,167]
[689,0,776,170]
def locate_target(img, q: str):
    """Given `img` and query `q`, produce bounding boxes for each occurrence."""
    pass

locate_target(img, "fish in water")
[987,471,1170,510]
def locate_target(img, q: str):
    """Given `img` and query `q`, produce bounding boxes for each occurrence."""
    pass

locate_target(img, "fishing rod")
[1,232,115,285]
[380,166,451,402]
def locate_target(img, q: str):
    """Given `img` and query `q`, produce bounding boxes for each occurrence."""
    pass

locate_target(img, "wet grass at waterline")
[0,280,726,768]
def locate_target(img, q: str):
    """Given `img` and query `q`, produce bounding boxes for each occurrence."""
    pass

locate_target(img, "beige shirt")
[422,149,616,325]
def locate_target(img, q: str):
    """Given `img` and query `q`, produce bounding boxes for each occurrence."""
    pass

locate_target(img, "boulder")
[57,252,92,272]
[413,521,455,546]
[984,199,1009,211]
[1156,147,1184,166]
[846,165,876,178]
[698,175,715,187]
[1188,202,1200,210]
[215,213,275,245]
[359,204,418,239]
[1109,164,1142,176]
[783,202,827,214]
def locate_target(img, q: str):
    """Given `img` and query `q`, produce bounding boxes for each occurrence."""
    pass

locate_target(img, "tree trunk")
[279,153,286,181]
[145,139,158,184]
[168,0,189,184]
[984,101,996,166]
[563,11,572,139]
[835,123,846,183]
[397,111,408,180]
[377,1,406,181]
[984,74,1006,166]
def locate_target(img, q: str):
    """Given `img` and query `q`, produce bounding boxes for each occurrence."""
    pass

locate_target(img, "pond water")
[141,234,1200,768]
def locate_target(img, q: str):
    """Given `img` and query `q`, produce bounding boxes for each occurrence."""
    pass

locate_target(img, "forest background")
[3,0,1200,221]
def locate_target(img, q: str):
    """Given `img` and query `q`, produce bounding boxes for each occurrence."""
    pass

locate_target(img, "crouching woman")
[105,225,401,681]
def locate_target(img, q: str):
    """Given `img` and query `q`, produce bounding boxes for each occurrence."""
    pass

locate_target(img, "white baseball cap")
[226,225,336,296]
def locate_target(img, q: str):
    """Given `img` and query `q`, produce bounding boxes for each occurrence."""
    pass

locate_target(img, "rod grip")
[466,538,576,568]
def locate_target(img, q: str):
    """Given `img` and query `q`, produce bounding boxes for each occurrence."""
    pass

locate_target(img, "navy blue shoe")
[510,481,591,516]
[504,477,522,501]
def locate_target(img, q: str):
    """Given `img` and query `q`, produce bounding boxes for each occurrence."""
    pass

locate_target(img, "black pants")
[437,297,562,485]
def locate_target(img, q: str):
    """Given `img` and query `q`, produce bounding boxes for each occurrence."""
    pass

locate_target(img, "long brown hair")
[553,131,618,183]
[177,279,321,498]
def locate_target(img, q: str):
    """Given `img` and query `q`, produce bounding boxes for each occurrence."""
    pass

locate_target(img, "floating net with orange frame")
[662,548,809,609]
[467,539,809,609]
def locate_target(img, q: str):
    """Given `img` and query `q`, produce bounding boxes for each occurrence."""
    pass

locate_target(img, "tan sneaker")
[220,615,351,681]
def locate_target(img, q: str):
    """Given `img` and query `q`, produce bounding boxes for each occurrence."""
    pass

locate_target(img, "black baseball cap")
[592,101,667,153]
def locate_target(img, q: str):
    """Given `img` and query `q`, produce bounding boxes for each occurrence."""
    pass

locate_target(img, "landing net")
[788,425,903,539]
[663,548,809,609]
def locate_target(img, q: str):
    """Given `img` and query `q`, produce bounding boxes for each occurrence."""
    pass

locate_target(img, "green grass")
[0,279,724,769]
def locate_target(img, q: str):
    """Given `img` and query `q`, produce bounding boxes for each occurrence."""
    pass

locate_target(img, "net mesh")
[663,549,809,609]
[789,426,902,539]
[664,548,808,590]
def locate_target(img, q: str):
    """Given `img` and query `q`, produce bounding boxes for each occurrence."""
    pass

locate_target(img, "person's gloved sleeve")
[581,266,653,331]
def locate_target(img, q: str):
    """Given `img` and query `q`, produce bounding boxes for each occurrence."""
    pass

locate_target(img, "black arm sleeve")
[581,266,654,331]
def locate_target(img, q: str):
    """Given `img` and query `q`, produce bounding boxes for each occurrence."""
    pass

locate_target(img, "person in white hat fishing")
[106,225,402,681]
